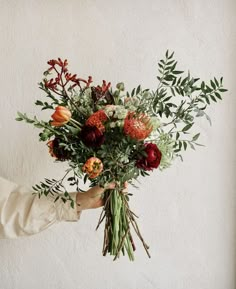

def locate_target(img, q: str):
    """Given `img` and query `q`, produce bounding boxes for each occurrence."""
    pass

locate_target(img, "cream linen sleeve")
[0,176,81,239]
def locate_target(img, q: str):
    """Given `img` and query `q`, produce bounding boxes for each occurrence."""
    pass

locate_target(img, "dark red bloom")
[80,125,105,147]
[136,143,162,171]
[47,138,70,161]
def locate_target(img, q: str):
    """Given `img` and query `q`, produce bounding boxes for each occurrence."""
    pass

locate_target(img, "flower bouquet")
[16,51,227,260]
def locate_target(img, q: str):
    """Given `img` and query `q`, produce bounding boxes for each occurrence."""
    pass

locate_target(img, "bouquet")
[16,51,227,260]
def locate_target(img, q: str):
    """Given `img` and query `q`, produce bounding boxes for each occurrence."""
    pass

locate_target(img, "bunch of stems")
[96,188,151,261]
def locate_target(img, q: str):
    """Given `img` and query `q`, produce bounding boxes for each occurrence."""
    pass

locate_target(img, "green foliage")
[16,51,227,202]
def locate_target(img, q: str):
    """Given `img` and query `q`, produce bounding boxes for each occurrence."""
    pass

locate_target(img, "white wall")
[0,1,235,288]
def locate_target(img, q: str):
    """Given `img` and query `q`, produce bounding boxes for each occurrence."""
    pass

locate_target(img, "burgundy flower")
[80,125,105,147]
[47,138,70,161]
[136,143,162,171]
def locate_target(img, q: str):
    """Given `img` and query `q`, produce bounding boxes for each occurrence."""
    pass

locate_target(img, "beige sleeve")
[0,176,81,239]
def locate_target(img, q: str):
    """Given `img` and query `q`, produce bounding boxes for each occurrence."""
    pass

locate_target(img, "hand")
[76,183,114,211]
[76,182,128,211]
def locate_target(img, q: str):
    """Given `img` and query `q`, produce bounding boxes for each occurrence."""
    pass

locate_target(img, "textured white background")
[0,1,235,289]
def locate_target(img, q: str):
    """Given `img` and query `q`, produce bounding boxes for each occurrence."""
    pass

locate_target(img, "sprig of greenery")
[151,50,227,156]
[32,169,81,208]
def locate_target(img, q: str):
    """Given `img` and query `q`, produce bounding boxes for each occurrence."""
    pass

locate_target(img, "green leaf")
[210,94,217,102]
[189,143,195,150]
[214,92,222,100]
[54,196,60,202]
[35,100,43,106]
[192,133,200,141]
[168,51,174,59]
[181,77,188,86]
[183,141,187,150]
[204,96,210,105]
[210,80,216,90]
[205,85,212,93]
[214,77,219,87]
[201,81,205,90]
[136,85,141,95]
[131,88,135,96]
[172,70,184,75]
[167,60,175,66]
[219,88,228,92]
[164,75,174,81]
[17,111,24,118]
[182,123,193,132]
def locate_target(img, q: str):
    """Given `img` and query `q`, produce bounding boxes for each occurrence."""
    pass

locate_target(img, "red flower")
[136,143,162,171]
[86,110,108,132]
[80,125,105,147]
[124,112,152,140]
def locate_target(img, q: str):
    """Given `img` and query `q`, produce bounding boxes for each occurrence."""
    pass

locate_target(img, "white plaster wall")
[0,0,235,288]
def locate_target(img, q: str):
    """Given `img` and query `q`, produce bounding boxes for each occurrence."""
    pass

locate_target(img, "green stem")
[69,118,82,128]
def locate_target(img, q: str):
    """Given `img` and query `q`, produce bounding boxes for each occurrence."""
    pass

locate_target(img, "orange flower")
[51,106,71,126]
[82,157,103,179]
[86,110,108,132]
[124,112,153,140]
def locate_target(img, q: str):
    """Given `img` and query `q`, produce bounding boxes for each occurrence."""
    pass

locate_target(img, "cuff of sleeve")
[55,192,81,222]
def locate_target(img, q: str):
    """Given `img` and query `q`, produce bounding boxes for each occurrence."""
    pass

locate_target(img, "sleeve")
[0,176,81,239]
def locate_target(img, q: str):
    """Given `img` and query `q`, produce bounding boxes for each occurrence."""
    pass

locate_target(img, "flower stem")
[70,118,82,128]
[96,185,150,261]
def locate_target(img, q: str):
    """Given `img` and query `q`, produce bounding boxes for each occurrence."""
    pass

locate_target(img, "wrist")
[76,192,87,211]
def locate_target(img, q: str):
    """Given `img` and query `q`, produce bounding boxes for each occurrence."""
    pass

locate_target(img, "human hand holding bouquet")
[16,51,227,260]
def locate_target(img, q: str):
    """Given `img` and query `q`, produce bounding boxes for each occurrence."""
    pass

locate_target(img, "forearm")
[0,176,80,239]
